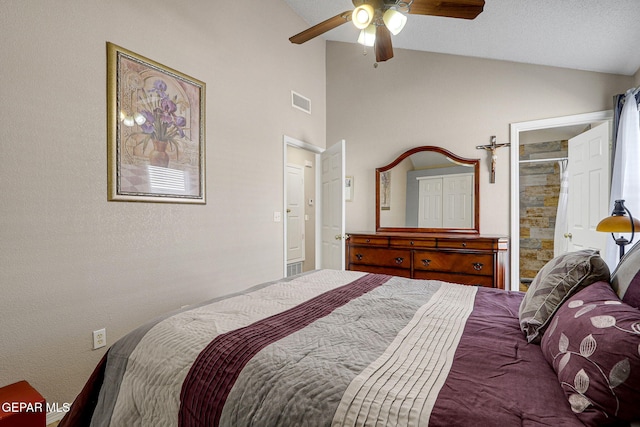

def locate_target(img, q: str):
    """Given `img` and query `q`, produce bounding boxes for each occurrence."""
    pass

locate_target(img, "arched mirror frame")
[375,146,480,234]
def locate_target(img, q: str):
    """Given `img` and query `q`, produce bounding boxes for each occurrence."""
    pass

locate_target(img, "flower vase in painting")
[122,78,189,168]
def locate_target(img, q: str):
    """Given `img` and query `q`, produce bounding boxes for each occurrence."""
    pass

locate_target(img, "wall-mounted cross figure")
[476,136,510,183]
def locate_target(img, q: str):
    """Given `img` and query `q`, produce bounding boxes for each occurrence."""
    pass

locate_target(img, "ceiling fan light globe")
[134,112,147,125]
[383,9,407,35]
[122,115,135,127]
[352,4,374,29]
[357,25,376,47]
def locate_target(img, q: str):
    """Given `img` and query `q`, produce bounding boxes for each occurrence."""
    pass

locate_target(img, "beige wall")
[0,0,326,407]
[327,42,634,236]
[635,68,640,86]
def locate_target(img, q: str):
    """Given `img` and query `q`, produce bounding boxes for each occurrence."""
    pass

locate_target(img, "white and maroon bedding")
[61,269,581,426]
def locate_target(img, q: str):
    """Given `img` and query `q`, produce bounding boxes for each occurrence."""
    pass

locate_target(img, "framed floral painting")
[107,42,206,203]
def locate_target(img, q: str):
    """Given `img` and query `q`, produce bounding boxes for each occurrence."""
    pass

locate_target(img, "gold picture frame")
[107,42,206,203]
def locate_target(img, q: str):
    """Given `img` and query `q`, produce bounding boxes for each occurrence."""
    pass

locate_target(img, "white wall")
[327,42,634,235]
[0,0,326,407]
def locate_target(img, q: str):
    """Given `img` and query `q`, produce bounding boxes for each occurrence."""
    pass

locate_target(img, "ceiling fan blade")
[289,11,353,44]
[407,0,485,20]
[375,25,394,62]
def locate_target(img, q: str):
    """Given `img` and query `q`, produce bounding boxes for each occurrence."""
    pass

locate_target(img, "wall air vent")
[287,261,303,277]
[291,91,311,114]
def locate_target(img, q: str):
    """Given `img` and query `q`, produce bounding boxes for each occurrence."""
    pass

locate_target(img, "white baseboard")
[47,410,65,425]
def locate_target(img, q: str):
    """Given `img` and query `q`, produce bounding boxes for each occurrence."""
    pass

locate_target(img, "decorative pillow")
[611,241,640,309]
[541,281,640,425]
[519,249,610,343]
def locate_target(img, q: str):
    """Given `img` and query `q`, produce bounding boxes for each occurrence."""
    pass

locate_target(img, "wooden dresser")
[346,232,509,289]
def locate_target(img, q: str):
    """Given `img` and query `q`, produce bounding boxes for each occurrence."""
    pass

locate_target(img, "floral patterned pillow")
[541,281,640,425]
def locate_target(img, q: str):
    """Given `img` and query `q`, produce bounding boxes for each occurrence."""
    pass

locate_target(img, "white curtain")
[605,88,640,269]
[554,159,569,257]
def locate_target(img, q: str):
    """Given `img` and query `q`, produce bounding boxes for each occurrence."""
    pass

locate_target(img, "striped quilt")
[60,269,582,427]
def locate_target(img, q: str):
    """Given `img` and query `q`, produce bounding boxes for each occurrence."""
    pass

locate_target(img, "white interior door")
[567,122,610,253]
[418,177,443,228]
[286,164,305,264]
[320,140,345,270]
[443,173,474,228]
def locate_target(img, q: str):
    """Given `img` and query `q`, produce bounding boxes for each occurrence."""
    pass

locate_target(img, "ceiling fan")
[289,0,485,63]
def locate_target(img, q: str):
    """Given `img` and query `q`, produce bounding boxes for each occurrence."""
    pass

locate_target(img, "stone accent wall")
[519,140,568,283]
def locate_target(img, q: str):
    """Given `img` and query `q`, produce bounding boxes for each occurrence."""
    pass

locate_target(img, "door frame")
[283,135,324,277]
[509,111,612,291]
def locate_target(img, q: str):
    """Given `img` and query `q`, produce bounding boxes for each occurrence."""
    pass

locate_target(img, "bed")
[60,246,640,427]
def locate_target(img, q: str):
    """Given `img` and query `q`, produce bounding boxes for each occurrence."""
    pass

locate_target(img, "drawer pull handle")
[421,259,431,267]
[410,241,415,246]
[395,257,404,264]
[462,242,467,247]
[356,253,364,260]
[366,239,370,243]
[473,262,484,271]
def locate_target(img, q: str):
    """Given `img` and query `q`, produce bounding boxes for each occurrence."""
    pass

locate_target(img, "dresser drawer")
[413,251,494,276]
[348,236,389,247]
[349,247,411,269]
[413,271,495,287]
[389,238,436,249]
[436,239,496,250]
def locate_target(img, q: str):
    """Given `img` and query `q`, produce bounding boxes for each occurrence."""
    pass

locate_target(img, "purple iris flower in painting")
[128,78,190,164]
[140,110,155,134]
[160,98,177,124]
[174,116,186,137]
[150,79,168,98]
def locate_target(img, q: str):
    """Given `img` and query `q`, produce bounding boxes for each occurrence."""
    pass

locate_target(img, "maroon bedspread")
[430,287,581,426]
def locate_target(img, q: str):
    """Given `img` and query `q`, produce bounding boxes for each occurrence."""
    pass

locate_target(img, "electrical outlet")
[93,328,106,350]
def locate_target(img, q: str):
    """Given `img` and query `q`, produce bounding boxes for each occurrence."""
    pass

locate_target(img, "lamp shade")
[357,24,376,47]
[596,199,638,259]
[352,4,374,29]
[383,9,407,35]
[596,200,640,232]
[596,215,640,233]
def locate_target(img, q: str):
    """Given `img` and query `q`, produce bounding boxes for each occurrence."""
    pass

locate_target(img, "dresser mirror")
[376,146,480,233]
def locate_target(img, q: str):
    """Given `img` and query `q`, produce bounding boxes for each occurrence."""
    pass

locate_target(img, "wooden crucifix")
[476,136,510,183]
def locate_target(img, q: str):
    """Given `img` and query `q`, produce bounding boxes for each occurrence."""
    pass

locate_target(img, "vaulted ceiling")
[284,0,640,76]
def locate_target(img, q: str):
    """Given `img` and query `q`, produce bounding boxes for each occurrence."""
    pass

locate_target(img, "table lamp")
[596,199,640,259]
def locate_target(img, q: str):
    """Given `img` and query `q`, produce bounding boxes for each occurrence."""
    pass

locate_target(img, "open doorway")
[509,111,613,291]
[286,148,315,275]
[283,136,322,277]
